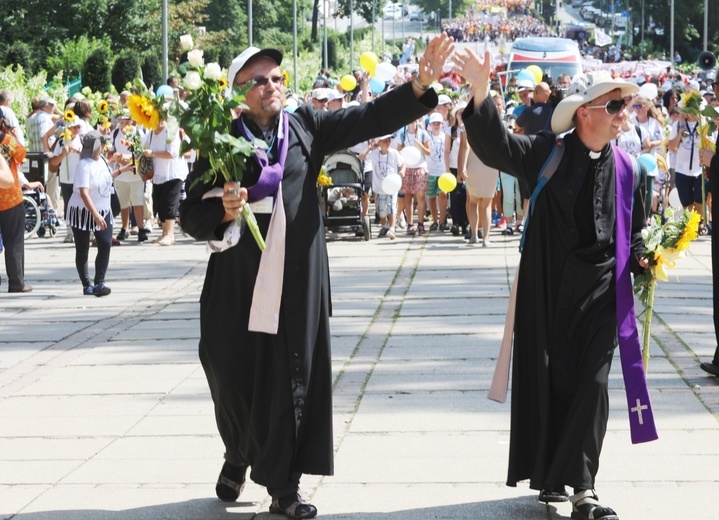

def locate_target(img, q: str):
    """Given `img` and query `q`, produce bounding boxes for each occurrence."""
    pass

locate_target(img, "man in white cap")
[180,34,455,519]
[310,88,329,111]
[454,49,655,520]
[325,88,345,110]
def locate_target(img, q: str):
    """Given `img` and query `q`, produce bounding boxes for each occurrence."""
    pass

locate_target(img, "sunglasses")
[632,104,646,110]
[237,75,284,88]
[584,98,626,115]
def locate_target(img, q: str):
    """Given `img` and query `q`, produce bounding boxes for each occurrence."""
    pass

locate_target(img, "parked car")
[383,4,402,20]
[410,9,425,21]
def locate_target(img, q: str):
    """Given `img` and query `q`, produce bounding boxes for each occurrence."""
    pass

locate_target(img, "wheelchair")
[23,188,58,239]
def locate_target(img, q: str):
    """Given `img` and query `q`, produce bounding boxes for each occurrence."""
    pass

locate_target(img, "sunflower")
[64,109,76,122]
[62,128,72,142]
[98,100,109,114]
[219,77,228,90]
[101,116,111,130]
[282,71,290,87]
[127,94,160,130]
[675,210,701,252]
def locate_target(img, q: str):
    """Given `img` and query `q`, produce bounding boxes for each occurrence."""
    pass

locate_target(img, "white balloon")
[375,62,397,83]
[401,146,422,167]
[668,187,683,210]
[381,173,403,195]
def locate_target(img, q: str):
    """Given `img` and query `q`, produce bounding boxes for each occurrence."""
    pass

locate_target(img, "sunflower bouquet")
[317,166,333,187]
[172,34,268,250]
[633,209,701,369]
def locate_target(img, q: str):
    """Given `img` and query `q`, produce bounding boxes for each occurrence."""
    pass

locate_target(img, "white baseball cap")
[428,112,444,124]
[228,46,283,84]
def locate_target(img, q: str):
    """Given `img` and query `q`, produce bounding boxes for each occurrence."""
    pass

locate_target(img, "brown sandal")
[269,495,318,519]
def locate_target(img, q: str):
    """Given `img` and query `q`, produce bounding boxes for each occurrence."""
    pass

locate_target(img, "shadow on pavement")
[6,496,571,519]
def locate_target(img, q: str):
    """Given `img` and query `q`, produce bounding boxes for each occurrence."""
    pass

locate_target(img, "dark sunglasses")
[632,104,645,110]
[237,74,284,88]
[584,98,626,115]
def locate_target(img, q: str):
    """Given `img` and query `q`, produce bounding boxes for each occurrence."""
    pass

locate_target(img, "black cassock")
[180,83,437,491]
[463,97,645,491]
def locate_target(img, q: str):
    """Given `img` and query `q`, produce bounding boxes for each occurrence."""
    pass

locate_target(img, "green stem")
[642,280,656,372]
[238,204,266,251]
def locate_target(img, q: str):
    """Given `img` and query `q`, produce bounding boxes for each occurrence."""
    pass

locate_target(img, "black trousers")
[710,165,719,363]
[72,213,113,286]
[0,202,26,291]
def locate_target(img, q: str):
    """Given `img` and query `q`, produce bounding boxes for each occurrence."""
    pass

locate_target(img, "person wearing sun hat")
[180,35,455,519]
[454,49,655,520]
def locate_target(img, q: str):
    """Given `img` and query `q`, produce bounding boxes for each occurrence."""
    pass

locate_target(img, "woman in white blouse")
[142,118,188,246]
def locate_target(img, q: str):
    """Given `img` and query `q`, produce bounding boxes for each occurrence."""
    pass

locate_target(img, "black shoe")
[215,461,247,502]
[270,493,318,519]
[539,487,569,503]
[83,285,94,296]
[116,228,127,240]
[451,225,460,236]
[700,361,719,376]
[93,283,111,297]
[138,230,149,242]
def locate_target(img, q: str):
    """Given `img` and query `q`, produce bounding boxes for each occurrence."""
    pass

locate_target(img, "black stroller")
[321,150,371,241]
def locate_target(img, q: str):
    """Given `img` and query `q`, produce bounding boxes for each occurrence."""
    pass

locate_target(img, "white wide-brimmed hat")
[551,71,639,134]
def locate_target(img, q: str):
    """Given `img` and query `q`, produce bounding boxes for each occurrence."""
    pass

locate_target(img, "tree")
[142,55,163,93]
[83,48,113,93]
[112,51,142,93]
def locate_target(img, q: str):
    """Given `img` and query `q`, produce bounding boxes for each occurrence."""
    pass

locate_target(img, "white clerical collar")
[588,150,601,160]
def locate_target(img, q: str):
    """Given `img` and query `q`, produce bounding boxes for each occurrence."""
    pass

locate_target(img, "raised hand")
[417,33,455,88]
[452,49,492,108]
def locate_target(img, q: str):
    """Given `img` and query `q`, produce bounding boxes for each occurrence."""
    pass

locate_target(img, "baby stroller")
[321,150,371,241]
[23,188,58,239]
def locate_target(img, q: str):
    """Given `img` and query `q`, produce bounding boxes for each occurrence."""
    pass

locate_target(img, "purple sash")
[613,145,659,444]
[234,113,290,203]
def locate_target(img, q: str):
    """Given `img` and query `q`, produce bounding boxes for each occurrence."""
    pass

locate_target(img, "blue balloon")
[156,84,174,98]
[369,77,385,94]
[638,153,657,173]
[517,69,535,85]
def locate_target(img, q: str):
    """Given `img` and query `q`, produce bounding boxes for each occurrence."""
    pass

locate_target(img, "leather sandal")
[215,461,246,502]
[538,486,569,503]
[269,495,318,519]
[570,489,619,520]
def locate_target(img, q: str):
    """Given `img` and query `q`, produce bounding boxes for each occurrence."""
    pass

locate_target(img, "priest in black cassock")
[179,35,454,519]
[699,147,719,377]
[453,50,656,520]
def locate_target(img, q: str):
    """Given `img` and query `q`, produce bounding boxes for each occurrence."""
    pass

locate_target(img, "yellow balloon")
[437,172,457,193]
[526,65,543,84]
[340,74,357,92]
[360,52,378,76]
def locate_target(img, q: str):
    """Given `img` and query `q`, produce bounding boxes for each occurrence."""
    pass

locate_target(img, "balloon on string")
[375,62,397,83]
[359,52,378,76]
[517,69,535,85]
[401,146,422,167]
[340,74,357,92]
[526,65,543,84]
[381,173,403,195]
[437,172,457,193]
[638,153,657,173]
[369,77,386,94]
[156,84,174,98]
[668,188,683,210]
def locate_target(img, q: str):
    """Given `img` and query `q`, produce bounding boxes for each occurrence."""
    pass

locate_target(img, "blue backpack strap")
[519,138,565,253]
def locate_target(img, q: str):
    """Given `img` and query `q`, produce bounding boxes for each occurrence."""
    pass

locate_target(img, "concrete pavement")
[1,221,717,519]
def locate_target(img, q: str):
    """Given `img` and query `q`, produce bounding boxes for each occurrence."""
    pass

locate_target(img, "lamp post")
[162,0,168,83]
[323,0,328,70]
[293,0,298,93]
[670,0,674,66]
[350,0,355,69]
[248,0,253,46]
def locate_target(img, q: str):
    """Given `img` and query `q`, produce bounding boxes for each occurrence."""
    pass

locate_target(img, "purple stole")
[613,145,658,444]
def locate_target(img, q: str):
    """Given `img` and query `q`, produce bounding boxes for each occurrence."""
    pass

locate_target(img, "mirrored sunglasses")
[584,98,626,115]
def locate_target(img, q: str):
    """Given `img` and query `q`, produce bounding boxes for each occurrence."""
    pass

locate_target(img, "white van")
[507,37,583,84]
